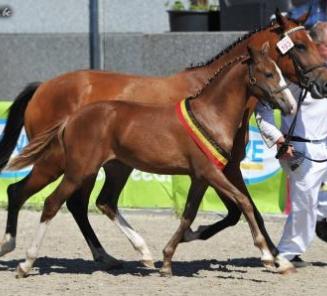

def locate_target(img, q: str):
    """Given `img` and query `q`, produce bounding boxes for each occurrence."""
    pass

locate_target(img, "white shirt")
[255,83,327,148]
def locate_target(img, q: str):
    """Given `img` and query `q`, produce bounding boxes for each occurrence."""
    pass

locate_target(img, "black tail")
[0,82,41,171]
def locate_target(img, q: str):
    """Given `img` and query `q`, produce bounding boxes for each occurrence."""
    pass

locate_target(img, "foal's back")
[63,100,195,176]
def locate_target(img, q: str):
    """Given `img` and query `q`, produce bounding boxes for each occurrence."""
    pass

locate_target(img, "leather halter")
[248,60,289,98]
[279,25,327,89]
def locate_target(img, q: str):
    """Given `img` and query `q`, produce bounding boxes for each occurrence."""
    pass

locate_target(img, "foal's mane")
[187,55,249,101]
[186,20,278,70]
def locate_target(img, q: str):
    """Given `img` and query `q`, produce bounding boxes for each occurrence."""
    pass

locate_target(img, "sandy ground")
[0,209,326,296]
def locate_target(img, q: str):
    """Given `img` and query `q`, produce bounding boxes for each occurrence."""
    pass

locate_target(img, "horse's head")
[270,10,327,98]
[247,42,297,115]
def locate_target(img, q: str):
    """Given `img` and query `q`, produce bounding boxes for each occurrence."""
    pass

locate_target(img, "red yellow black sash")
[176,98,230,170]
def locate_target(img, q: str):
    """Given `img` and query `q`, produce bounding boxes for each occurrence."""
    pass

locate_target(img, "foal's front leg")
[204,167,295,274]
[160,177,208,276]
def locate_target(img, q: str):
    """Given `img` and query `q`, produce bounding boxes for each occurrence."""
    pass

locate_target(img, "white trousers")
[279,141,327,260]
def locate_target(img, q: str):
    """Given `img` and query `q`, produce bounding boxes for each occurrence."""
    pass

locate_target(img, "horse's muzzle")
[310,80,327,99]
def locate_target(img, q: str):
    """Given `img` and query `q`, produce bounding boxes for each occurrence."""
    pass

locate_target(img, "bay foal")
[8,44,297,277]
[0,12,325,268]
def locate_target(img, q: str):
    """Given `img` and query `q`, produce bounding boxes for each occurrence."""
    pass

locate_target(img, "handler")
[255,21,327,267]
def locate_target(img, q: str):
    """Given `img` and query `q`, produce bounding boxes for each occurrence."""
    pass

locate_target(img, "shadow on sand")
[0,256,326,278]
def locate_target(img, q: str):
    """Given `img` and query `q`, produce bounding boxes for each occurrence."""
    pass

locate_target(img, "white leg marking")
[0,233,16,256]
[275,254,295,273]
[114,211,153,261]
[18,221,50,275]
[261,248,274,262]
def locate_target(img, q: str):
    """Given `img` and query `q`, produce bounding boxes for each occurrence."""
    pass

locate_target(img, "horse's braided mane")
[186,20,278,70]
[188,54,249,101]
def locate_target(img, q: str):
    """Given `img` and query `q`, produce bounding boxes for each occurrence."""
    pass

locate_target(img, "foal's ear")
[247,45,257,61]
[260,41,270,57]
[275,8,287,28]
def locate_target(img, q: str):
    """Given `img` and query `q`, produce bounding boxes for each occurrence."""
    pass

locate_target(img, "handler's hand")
[276,136,294,159]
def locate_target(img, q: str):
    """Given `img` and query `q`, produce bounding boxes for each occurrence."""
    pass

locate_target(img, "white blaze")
[273,61,297,115]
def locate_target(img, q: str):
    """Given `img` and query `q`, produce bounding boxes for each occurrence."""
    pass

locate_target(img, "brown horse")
[0,12,326,267]
[7,44,297,278]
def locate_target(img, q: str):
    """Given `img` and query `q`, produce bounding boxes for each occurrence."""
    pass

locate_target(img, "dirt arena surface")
[0,209,326,296]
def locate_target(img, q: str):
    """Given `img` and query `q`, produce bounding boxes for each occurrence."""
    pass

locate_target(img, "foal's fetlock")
[0,234,16,256]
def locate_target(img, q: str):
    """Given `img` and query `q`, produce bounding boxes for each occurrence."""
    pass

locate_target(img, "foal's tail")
[0,82,41,171]
[5,119,67,171]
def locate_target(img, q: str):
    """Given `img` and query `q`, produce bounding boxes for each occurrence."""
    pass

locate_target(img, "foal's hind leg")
[184,162,243,242]
[66,175,122,269]
[96,161,154,268]
[160,177,208,276]
[0,157,63,257]
[16,175,82,278]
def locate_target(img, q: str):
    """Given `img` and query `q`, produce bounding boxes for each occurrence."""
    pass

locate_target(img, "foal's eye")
[264,72,273,78]
[294,43,307,51]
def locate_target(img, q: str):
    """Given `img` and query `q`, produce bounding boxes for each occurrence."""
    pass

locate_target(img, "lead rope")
[276,88,327,167]
[275,87,307,159]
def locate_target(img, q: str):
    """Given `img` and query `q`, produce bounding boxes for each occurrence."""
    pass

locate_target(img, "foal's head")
[247,42,297,115]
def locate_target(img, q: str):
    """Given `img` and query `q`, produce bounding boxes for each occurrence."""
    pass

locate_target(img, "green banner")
[0,102,286,213]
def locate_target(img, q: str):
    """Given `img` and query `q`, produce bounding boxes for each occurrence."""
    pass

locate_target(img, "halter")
[279,25,327,89]
[247,60,289,109]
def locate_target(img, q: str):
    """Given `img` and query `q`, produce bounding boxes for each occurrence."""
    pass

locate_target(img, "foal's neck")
[190,62,249,152]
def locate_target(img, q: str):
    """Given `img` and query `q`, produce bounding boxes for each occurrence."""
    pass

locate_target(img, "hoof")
[95,253,123,270]
[15,264,28,279]
[141,259,155,269]
[262,260,275,272]
[275,255,296,275]
[279,266,297,275]
[0,236,16,257]
[159,266,172,277]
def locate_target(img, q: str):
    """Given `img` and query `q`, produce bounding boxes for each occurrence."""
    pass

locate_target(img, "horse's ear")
[296,10,311,25]
[261,41,270,57]
[275,8,287,28]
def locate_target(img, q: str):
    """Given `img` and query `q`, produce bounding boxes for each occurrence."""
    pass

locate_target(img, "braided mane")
[186,20,278,70]
[187,55,249,101]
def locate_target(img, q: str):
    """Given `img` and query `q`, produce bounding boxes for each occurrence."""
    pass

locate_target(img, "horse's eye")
[265,72,273,78]
[294,43,307,51]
